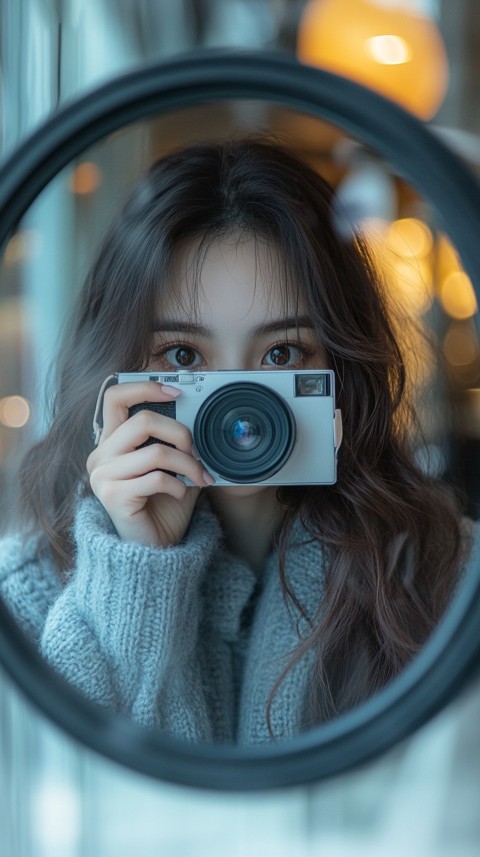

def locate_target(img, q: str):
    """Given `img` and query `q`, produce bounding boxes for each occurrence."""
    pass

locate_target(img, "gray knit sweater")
[0,496,327,744]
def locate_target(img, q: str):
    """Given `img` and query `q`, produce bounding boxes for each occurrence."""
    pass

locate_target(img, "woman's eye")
[153,345,204,369]
[262,343,303,367]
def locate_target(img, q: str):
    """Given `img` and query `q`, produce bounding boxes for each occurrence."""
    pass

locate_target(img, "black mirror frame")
[0,50,480,792]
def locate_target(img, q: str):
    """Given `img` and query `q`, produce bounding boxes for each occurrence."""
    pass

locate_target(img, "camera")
[97,370,342,486]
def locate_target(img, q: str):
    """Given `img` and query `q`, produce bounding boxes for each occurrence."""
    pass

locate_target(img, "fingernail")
[160,384,181,397]
[203,470,215,485]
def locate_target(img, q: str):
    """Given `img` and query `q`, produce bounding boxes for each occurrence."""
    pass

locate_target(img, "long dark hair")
[19,138,464,729]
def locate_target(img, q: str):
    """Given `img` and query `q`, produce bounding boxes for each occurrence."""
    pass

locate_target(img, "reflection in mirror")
[0,104,478,746]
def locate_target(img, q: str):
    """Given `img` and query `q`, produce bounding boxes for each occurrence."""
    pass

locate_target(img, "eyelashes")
[150,340,317,370]
[151,343,203,369]
[261,342,315,367]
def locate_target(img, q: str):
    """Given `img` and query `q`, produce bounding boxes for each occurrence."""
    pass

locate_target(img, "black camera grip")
[127,401,177,476]
[128,401,176,436]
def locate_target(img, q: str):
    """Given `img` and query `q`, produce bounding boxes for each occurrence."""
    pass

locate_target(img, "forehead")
[161,233,301,322]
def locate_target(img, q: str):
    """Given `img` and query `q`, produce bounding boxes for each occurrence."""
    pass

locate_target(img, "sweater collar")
[200,510,326,643]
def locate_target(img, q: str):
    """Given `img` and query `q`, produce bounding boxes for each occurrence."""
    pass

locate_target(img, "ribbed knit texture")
[0,496,327,743]
[2,499,477,743]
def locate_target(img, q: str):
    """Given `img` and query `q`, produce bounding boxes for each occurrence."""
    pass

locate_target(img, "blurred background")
[1,2,480,856]
[1,0,479,531]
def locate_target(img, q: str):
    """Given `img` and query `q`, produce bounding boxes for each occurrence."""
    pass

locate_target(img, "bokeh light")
[365,34,412,66]
[3,229,42,266]
[440,271,478,320]
[297,0,449,119]
[68,161,102,195]
[0,395,31,428]
[385,218,433,259]
[442,324,479,368]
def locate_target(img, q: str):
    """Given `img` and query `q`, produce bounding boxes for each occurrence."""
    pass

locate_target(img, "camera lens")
[194,382,296,483]
[229,417,262,450]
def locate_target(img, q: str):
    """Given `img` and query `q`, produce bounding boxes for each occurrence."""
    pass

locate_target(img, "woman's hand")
[86,381,214,548]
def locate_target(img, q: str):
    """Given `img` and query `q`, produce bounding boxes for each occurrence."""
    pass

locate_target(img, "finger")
[90,408,194,470]
[100,468,189,506]
[90,442,214,487]
[100,381,181,441]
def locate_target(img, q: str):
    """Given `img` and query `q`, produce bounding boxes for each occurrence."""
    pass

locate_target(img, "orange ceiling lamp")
[297,0,449,120]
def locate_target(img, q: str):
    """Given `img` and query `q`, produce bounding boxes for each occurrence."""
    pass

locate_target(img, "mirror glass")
[0,102,478,747]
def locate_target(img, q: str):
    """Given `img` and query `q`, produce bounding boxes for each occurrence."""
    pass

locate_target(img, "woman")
[0,138,471,743]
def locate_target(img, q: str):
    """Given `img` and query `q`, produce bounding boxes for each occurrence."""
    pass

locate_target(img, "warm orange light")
[370,219,434,317]
[385,218,433,258]
[68,162,102,195]
[297,0,449,119]
[390,257,433,315]
[436,235,461,282]
[439,271,478,320]
[0,395,31,428]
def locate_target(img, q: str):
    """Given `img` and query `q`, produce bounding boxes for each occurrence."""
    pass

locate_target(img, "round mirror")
[0,51,479,790]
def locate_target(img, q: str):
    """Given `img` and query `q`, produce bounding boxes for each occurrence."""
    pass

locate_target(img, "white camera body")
[112,369,342,486]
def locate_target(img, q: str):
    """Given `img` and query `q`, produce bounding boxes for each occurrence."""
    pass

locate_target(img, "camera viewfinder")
[295,373,329,397]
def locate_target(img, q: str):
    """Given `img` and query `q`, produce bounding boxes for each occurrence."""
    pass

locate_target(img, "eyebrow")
[151,315,315,336]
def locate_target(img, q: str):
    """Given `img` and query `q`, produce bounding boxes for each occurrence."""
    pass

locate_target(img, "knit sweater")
[0,496,326,744]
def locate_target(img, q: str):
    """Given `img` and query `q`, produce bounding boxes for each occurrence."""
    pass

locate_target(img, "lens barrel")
[194,382,296,483]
